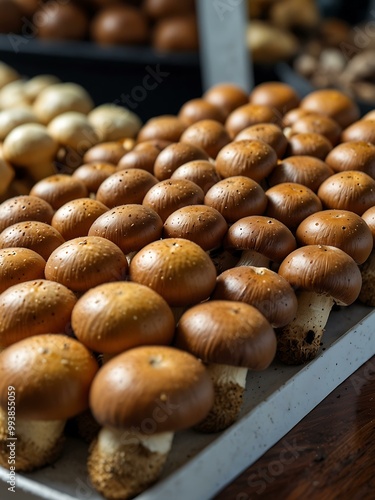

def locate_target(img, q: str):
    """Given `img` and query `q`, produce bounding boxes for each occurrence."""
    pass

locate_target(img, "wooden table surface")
[215,356,375,500]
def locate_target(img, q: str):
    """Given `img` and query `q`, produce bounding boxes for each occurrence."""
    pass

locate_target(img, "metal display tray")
[1,303,375,500]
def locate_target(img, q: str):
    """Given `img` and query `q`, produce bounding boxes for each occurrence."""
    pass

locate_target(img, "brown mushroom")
[153,142,209,180]
[250,81,300,115]
[152,15,199,52]
[71,162,116,194]
[36,3,89,40]
[290,113,342,146]
[324,141,375,178]
[341,119,375,144]
[137,115,186,144]
[29,174,88,210]
[286,132,332,159]
[0,195,54,233]
[277,245,362,364]
[225,103,282,139]
[235,123,288,158]
[178,98,226,126]
[144,0,195,18]
[203,83,249,118]
[180,119,231,159]
[0,247,45,293]
[83,141,128,166]
[170,160,221,194]
[117,144,160,174]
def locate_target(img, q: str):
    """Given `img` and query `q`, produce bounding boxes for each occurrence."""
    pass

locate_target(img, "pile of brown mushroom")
[0,60,375,500]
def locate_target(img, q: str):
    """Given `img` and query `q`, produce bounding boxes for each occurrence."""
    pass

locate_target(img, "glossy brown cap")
[71,162,116,194]
[362,206,375,241]
[153,142,209,180]
[203,83,249,118]
[45,236,128,292]
[0,195,54,233]
[163,205,228,251]
[0,247,45,293]
[72,281,174,354]
[51,198,108,240]
[225,103,282,139]
[0,279,77,349]
[268,156,334,192]
[96,169,158,208]
[129,237,217,306]
[341,120,375,144]
[0,334,98,420]
[137,115,187,144]
[265,182,323,231]
[142,178,204,222]
[36,4,89,40]
[117,144,159,174]
[296,209,373,265]
[180,119,231,159]
[290,113,342,146]
[90,345,214,432]
[213,266,298,328]
[152,15,198,52]
[88,204,163,253]
[317,170,375,214]
[170,160,221,194]
[324,141,375,178]
[204,176,267,223]
[225,215,296,262]
[250,82,300,114]
[176,300,276,370]
[286,132,332,159]
[144,0,195,18]
[278,244,362,305]
[235,123,288,158]
[216,139,277,182]
[178,98,226,126]
[29,174,88,210]
[0,221,65,260]
[83,142,127,165]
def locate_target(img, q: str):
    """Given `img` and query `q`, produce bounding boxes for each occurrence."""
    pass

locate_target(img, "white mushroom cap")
[0,107,39,141]
[48,111,99,152]
[0,62,20,90]
[23,74,61,103]
[88,104,142,141]
[0,80,29,110]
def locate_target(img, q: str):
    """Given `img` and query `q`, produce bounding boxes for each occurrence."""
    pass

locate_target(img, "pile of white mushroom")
[0,60,374,500]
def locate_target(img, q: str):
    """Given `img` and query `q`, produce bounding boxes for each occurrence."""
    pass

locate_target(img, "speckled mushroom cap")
[178,98,226,126]
[286,132,332,159]
[163,205,228,251]
[96,169,158,208]
[117,144,160,174]
[90,345,214,432]
[175,300,276,370]
[268,156,334,192]
[215,140,277,182]
[0,279,77,349]
[0,195,54,233]
[296,209,373,265]
[137,115,187,144]
[250,82,300,115]
[212,266,298,328]
[0,247,46,294]
[265,182,323,231]
[341,120,375,144]
[0,334,98,420]
[153,142,209,180]
[225,103,282,139]
[0,221,65,260]
[129,237,217,307]
[170,160,221,194]
[72,281,175,354]
[142,179,204,222]
[299,89,360,129]
[45,236,128,292]
[83,141,128,165]
[88,204,163,254]
[362,206,375,241]
[203,83,249,118]
[290,113,342,146]
[71,162,116,194]
[29,174,88,210]
[234,123,288,158]
[51,198,108,240]
[317,170,375,215]
[204,176,267,224]
[180,119,231,159]
[224,215,296,263]
[278,244,362,306]
[324,141,375,178]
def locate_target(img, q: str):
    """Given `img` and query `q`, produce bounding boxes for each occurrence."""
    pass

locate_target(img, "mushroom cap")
[37,3,89,40]
[96,169,158,208]
[203,83,249,118]
[0,221,65,260]
[362,206,375,241]
[215,139,277,182]
[0,107,39,141]
[235,123,288,158]
[71,162,116,194]
[212,266,298,328]
[23,74,61,103]
[29,174,88,210]
[0,247,46,294]
[51,198,109,240]
[0,279,77,348]
[180,119,231,159]
[163,205,228,251]
[90,345,214,432]
[178,98,226,126]
[341,120,375,145]
[45,236,128,292]
[0,334,98,420]
[142,178,205,222]
[0,195,54,233]
[83,141,127,165]
[225,215,296,262]
[250,81,300,114]
[268,155,334,192]
[88,104,142,142]
[296,209,373,264]
[324,141,375,177]
[72,281,175,354]
[144,0,195,18]
[286,132,332,159]
[129,237,217,307]
[265,182,323,231]
[153,142,209,180]
[204,176,267,223]
[152,15,199,52]
[0,61,19,90]
[290,113,342,146]
[175,300,276,369]
[47,111,99,151]
[317,170,375,214]
[278,244,362,305]
[117,144,159,174]
[170,160,221,194]
[300,89,360,129]
[225,103,282,139]
[137,115,186,144]
[88,204,163,254]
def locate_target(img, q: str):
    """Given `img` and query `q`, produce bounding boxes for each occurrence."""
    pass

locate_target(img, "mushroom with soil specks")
[0,248,45,293]
[180,119,231,159]
[29,174,88,210]
[225,103,282,139]
[137,115,186,144]
[0,195,54,233]
[153,142,208,180]
[71,162,116,195]
[203,83,249,118]
[170,160,221,194]
[324,141,375,178]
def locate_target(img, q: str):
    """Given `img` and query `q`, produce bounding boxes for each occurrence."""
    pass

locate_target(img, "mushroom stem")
[194,363,248,433]
[88,427,174,500]
[359,250,375,306]
[276,291,335,365]
[236,249,270,268]
[0,408,65,471]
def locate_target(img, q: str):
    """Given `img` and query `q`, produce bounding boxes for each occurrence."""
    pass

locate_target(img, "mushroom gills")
[235,249,270,268]
[0,408,65,471]
[194,363,248,433]
[88,427,174,500]
[276,291,335,365]
[359,251,375,306]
